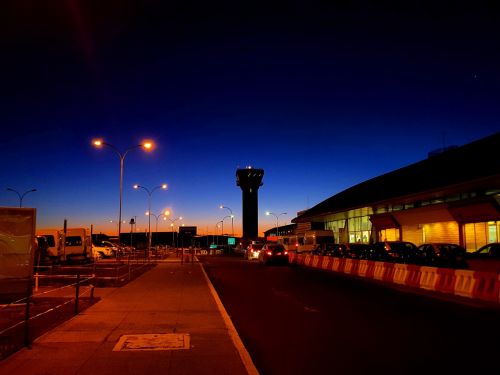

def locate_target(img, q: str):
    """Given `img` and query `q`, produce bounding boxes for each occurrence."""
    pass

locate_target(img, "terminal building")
[290,132,500,251]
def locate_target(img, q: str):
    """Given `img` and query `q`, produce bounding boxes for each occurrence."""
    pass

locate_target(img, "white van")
[36,228,63,262]
[64,228,92,262]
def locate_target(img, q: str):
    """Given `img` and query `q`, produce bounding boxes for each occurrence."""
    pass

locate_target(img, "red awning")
[449,199,500,223]
[369,214,399,229]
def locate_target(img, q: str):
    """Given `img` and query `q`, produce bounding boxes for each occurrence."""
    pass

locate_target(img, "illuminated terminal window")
[463,221,500,252]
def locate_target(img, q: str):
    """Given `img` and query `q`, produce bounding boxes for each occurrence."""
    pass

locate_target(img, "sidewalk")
[0,260,256,374]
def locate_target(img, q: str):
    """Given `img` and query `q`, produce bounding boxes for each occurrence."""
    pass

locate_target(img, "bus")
[278,230,335,253]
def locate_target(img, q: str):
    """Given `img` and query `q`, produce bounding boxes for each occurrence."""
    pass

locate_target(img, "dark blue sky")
[1,0,499,236]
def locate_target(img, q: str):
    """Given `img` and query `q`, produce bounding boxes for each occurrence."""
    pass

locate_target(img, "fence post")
[74,273,80,315]
[24,278,32,348]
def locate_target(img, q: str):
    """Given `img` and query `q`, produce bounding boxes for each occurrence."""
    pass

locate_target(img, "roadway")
[199,255,500,375]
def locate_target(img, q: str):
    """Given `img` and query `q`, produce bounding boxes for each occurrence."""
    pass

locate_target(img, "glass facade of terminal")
[320,194,499,251]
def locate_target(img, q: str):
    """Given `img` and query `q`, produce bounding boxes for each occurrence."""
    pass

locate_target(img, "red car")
[258,244,289,265]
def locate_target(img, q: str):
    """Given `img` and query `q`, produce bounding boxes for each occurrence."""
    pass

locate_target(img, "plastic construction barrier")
[320,256,333,270]
[336,258,347,273]
[345,258,360,276]
[312,255,322,268]
[343,259,354,274]
[304,254,314,267]
[419,267,438,291]
[454,270,476,298]
[405,265,421,288]
[331,258,342,272]
[472,272,500,302]
[373,261,385,280]
[435,268,456,294]
[296,253,304,265]
[291,254,500,304]
[393,264,408,285]
[358,260,369,277]
[382,262,395,282]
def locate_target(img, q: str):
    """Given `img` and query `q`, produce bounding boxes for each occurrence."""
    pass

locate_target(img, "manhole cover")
[113,333,190,351]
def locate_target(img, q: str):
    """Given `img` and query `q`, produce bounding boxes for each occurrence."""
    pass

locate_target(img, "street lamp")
[134,183,167,251]
[6,188,37,208]
[266,211,287,236]
[216,220,223,245]
[146,211,168,246]
[163,211,183,247]
[109,220,126,236]
[219,205,234,236]
[221,215,233,236]
[92,138,154,241]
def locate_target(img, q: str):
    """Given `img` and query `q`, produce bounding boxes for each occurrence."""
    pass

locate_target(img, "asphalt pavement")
[0,256,257,375]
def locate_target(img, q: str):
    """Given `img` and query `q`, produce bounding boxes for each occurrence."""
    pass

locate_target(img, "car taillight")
[266,251,272,256]
[284,251,288,255]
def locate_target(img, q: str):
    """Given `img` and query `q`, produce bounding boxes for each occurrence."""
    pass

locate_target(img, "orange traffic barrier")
[320,256,330,270]
[344,258,354,274]
[337,258,346,273]
[405,265,421,288]
[312,255,322,268]
[350,259,360,275]
[435,268,456,294]
[288,252,296,264]
[303,254,312,266]
[393,264,408,285]
[454,270,476,298]
[296,253,304,265]
[332,258,341,272]
[365,261,376,278]
[358,260,369,277]
[373,261,385,280]
[382,262,395,282]
[420,267,438,290]
[472,272,500,302]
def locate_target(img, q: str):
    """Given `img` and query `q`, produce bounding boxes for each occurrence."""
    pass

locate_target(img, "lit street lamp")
[146,210,169,246]
[163,211,183,247]
[216,220,223,245]
[109,220,126,236]
[134,183,167,251]
[6,188,37,208]
[92,139,154,241]
[266,211,287,236]
[219,205,234,236]
[221,215,233,236]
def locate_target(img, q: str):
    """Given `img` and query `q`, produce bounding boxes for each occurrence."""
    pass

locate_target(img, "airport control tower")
[236,167,264,239]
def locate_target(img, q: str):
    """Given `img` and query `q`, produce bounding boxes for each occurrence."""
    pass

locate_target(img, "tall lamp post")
[6,188,37,208]
[134,183,167,251]
[146,210,169,247]
[163,211,183,248]
[221,215,233,236]
[266,211,287,236]
[109,220,126,236]
[219,205,234,236]
[216,221,223,245]
[92,139,154,241]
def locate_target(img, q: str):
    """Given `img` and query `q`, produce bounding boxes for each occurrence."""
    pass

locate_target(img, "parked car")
[258,243,289,265]
[92,242,115,259]
[418,243,467,268]
[245,243,264,260]
[371,241,422,264]
[326,243,372,259]
[465,243,500,273]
